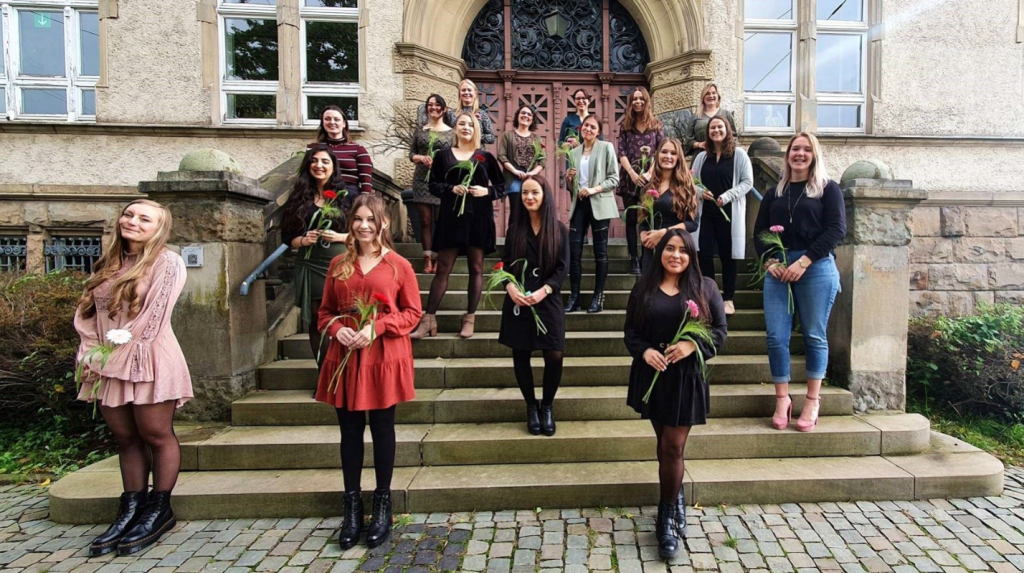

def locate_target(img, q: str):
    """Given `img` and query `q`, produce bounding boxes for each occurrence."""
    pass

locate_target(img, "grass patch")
[908,397,1024,466]
[0,415,113,479]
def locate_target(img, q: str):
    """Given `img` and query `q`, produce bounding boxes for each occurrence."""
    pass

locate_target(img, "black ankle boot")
[676,490,688,536]
[338,490,363,550]
[526,403,541,435]
[365,489,392,548]
[117,491,176,556]
[656,501,680,559]
[630,256,641,276]
[539,404,556,436]
[565,292,582,312]
[587,292,605,314]
[89,490,147,556]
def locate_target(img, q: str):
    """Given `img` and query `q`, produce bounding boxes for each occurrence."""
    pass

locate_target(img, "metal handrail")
[750,188,763,202]
[240,243,289,296]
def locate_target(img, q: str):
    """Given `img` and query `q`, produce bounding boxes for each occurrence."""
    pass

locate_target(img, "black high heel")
[587,292,605,314]
[564,292,582,312]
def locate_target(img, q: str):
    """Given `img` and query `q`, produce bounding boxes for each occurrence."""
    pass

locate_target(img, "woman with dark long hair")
[316,194,422,550]
[691,116,753,315]
[75,200,191,556]
[498,104,546,232]
[313,104,373,196]
[281,146,350,364]
[617,87,665,275]
[411,112,505,339]
[623,229,727,560]
[638,138,700,271]
[409,94,454,273]
[499,177,569,436]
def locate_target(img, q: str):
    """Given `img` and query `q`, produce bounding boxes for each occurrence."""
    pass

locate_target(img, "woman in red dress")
[315,194,422,550]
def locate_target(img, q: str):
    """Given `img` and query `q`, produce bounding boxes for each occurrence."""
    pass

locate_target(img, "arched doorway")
[462,0,652,237]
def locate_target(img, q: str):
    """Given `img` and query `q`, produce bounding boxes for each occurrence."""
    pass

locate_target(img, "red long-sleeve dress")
[314,251,422,410]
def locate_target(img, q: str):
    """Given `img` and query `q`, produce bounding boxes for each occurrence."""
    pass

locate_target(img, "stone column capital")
[141,171,272,244]
[841,180,928,247]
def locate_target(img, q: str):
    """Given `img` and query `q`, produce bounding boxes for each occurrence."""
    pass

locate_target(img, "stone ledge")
[920,190,1024,207]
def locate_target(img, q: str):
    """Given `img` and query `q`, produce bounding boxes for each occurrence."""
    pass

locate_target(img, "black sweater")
[753,180,846,262]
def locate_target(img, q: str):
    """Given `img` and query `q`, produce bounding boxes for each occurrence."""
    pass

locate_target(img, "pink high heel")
[796,396,821,432]
[772,394,792,430]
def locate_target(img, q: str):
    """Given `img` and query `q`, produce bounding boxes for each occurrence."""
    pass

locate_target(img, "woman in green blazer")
[565,115,620,314]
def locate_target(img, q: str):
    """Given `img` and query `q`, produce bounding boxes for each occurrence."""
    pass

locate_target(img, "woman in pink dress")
[74,199,192,557]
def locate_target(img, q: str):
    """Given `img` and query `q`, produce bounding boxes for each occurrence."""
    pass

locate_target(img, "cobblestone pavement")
[2,468,1024,573]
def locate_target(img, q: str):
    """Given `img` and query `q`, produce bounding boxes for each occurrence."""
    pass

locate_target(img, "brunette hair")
[621,87,662,134]
[453,112,483,151]
[425,93,448,110]
[581,114,602,136]
[512,105,538,132]
[646,138,698,224]
[631,229,710,329]
[315,105,351,143]
[571,88,589,102]
[507,176,565,278]
[331,194,397,281]
[282,145,346,238]
[777,132,830,199]
[78,200,173,320]
[704,116,736,158]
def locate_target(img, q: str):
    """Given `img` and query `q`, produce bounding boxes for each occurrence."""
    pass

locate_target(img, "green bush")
[0,272,113,476]
[907,303,1024,422]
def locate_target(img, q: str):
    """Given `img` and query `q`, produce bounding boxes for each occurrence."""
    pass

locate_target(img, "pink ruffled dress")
[74,250,193,408]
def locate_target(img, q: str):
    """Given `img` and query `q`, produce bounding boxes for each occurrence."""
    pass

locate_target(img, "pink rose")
[769,225,785,233]
[686,300,700,319]
[646,189,659,197]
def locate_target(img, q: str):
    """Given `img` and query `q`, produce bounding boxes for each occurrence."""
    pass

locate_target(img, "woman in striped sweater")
[310,105,374,197]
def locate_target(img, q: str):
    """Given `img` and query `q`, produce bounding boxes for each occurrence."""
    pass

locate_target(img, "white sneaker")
[724,300,735,315]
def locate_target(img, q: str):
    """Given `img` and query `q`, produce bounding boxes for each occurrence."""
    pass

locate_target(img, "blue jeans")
[763,250,840,382]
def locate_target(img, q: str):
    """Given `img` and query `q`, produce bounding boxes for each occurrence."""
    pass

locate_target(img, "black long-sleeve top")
[753,180,846,263]
[623,277,728,365]
[639,190,699,235]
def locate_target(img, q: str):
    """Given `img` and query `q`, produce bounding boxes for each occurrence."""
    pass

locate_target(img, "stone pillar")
[140,152,272,421]
[828,164,927,412]
[646,50,713,115]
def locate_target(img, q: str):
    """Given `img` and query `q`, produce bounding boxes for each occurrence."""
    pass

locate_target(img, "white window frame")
[816,5,868,134]
[741,2,797,134]
[1,0,99,122]
[217,0,278,125]
[299,2,360,128]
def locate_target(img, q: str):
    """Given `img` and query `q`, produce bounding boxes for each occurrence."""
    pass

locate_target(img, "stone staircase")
[49,243,1004,523]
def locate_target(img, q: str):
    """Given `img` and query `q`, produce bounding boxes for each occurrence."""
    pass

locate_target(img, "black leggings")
[512,349,564,406]
[624,195,640,259]
[336,406,397,493]
[698,201,738,300]
[426,247,485,314]
[569,201,610,294]
[651,421,692,503]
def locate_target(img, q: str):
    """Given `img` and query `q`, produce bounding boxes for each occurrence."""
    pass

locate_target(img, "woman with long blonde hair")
[617,86,665,274]
[315,194,422,550]
[455,79,496,145]
[753,133,845,433]
[638,138,700,271]
[74,199,191,556]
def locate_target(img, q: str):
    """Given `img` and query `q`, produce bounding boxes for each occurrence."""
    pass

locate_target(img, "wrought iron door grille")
[45,236,103,273]
[0,237,28,272]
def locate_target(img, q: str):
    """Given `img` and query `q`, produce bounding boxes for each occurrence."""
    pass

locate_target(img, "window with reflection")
[816,1,867,131]
[742,0,796,131]
[301,1,361,124]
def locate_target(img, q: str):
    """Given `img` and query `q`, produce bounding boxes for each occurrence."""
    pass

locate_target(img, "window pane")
[744,32,792,92]
[224,18,279,81]
[80,12,100,76]
[82,89,95,115]
[745,0,794,20]
[307,96,358,122]
[0,23,4,76]
[20,11,66,77]
[0,89,5,114]
[305,21,358,83]
[223,0,276,4]
[817,34,862,93]
[227,93,276,119]
[22,88,68,114]
[306,0,357,6]
[745,103,791,129]
[818,0,863,21]
[818,104,861,128]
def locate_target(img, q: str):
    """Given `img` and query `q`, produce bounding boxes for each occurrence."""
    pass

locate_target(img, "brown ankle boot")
[459,313,476,338]
[410,314,437,339]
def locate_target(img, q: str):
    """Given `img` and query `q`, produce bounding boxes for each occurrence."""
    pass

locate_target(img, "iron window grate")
[45,236,103,273]
[0,237,28,272]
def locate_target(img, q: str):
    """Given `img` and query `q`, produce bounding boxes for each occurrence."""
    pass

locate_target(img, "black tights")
[511,349,564,406]
[624,195,640,259]
[426,247,484,314]
[698,201,738,300]
[336,406,397,493]
[101,401,180,493]
[416,204,436,254]
[651,421,692,503]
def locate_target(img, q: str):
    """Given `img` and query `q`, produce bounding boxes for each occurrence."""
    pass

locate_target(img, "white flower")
[105,329,133,346]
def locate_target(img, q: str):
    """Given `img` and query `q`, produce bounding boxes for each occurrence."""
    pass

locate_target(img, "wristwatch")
[798,257,810,269]
[543,284,553,295]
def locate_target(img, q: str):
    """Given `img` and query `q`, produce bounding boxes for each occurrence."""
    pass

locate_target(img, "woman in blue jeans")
[753,132,846,432]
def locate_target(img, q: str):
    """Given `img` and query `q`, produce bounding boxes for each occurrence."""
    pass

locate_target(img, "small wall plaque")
[182,246,204,268]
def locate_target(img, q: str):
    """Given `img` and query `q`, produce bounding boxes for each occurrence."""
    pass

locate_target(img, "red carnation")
[493,262,504,271]
[372,293,390,306]
[473,152,487,163]
[323,190,338,200]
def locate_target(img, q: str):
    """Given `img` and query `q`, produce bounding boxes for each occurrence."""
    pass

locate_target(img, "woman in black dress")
[499,177,569,436]
[411,112,505,339]
[638,138,700,271]
[624,229,727,560]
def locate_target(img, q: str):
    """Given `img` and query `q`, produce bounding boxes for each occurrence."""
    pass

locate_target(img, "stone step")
[49,433,1004,522]
[419,290,766,311]
[416,273,760,291]
[411,258,760,275]
[281,330,799,360]
[431,309,767,332]
[397,242,636,260]
[260,356,808,390]
[176,414,930,471]
[233,385,850,426]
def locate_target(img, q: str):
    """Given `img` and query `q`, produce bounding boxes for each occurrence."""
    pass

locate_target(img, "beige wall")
[357,0,405,180]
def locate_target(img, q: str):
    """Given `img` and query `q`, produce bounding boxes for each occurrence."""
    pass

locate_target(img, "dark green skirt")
[293,242,347,329]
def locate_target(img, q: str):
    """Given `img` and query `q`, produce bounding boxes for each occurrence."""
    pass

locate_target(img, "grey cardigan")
[568,140,620,221]
[690,146,754,260]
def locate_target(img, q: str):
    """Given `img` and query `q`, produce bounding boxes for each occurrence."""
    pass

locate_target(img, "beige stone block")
[885,450,1003,500]
[995,291,1024,305]
[910,237,952,263]
[963,207,1018,237]
[910,291,945,317]
[939,207,964,237]
[974,291,995,306]
[909,265,928,290]
[989,264,1024,289]
[910,207,941,237]
[946,291,974,316]
[953,237,1006,263]
[857,413,930,455]
[22,202,48,227]
[928,264,988,290]
[47,202,119,227]
[0,202,23,225]
[1008,238,1024,260]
